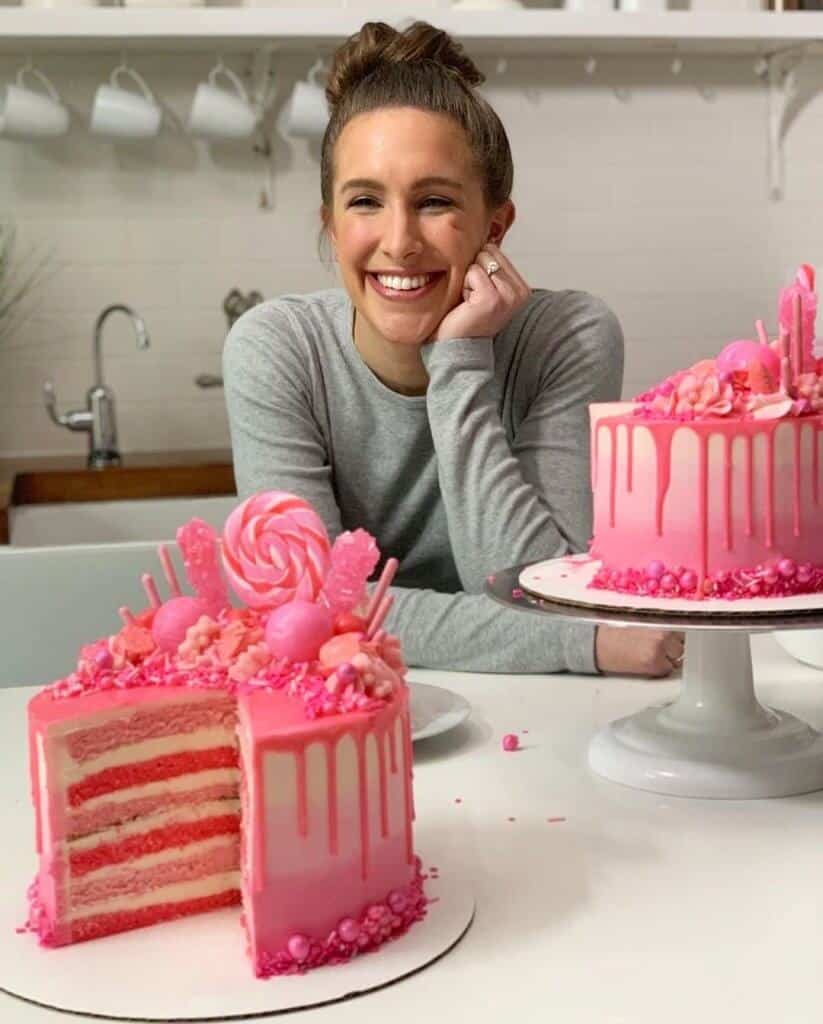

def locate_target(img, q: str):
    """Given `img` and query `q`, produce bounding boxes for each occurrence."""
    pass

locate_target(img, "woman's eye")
[348,196,452,209]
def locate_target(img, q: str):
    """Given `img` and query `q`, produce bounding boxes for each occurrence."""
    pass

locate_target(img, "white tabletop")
[2,633,822,1024]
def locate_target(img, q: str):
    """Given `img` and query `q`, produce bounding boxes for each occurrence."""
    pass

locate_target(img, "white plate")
[409,682,471,742]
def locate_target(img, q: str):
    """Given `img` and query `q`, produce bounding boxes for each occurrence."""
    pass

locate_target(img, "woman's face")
[326,106,507,348]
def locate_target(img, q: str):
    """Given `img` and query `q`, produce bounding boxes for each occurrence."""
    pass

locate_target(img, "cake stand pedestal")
[487,562,823,799]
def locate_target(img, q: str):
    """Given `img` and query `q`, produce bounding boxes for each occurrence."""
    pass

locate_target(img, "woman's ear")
[487,200,516,246]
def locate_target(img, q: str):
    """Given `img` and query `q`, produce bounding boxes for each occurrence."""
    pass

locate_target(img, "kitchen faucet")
[43,304,151,469]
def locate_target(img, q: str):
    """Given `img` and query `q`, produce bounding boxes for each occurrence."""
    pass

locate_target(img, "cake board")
[0,687,473,1021]
[1,850,472,1021]
[486,557,823,800]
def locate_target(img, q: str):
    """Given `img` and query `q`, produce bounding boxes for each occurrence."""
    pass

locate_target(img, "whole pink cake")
[589,265,823,600]
[25,492,426,977]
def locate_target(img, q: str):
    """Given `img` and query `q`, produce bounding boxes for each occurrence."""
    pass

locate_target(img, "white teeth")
[374,273,433,291]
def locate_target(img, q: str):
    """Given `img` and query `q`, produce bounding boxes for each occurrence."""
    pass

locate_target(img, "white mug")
[619,0,667,9]
[281,60,328,138]
[90,65,161,139]
[0,65,69,139]
[187,62,257,140]
[566,0,614,11]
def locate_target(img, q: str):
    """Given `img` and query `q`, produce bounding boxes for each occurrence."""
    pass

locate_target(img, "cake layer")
[70,837,239,907]
[68,777,239,839]
[69,808,240,878]
[68,886,241,946]
[67,746,239,807]
[66,699,236,765]
[60,727,237,783]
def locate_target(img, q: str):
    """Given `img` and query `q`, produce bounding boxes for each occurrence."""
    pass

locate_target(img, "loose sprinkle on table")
[547,817,567,824]
[502,733,520,752]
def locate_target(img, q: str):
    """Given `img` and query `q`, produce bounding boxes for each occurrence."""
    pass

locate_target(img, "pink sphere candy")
[502,733,519,752]
[716,339,780,381]
[152,596,207,652]
[94,648,113,669]
[387,889,408,914]
[338,917,360,943]
[265,600,334,663]
[777,558,797,579]
[286,933,310,963]
[646,560,666,581]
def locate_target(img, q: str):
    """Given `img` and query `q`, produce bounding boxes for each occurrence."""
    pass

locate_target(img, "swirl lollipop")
[221,492,332,610]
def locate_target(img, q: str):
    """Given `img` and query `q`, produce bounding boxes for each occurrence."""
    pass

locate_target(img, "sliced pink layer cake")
[28,686,241,947]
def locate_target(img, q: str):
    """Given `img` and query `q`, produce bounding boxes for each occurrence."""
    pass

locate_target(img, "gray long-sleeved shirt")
[223,287,624,674]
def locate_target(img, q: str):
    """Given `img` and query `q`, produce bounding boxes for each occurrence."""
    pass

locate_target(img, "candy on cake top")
[46,492,406,714]
[634,264,821,422]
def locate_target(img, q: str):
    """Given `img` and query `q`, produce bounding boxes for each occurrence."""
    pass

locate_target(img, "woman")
[224,20,683,678]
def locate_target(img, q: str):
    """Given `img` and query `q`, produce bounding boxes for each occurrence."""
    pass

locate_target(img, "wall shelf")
[0,10,822,58]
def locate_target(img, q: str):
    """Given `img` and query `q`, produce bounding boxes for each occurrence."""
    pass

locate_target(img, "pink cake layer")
[67,781,239,840]
[71,840,240,908]
[69,810,241,877]
[67,746,239,808]
[69,888,241,946]
[590,404,823,598]
[65,699,236,764]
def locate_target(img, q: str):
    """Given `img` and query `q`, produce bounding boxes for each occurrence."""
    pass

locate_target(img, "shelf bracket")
[757,45,812,201]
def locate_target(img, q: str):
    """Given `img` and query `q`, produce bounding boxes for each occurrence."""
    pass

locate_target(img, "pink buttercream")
[254,857,428,978]
[221,492,332,610]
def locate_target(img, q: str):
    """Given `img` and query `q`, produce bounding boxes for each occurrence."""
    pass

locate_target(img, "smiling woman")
[223,20,680,679]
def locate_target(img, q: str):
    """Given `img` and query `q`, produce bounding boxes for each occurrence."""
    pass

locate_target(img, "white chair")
[0,541,185,689]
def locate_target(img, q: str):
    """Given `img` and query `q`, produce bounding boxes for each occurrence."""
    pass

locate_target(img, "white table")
[3,633,822,1023]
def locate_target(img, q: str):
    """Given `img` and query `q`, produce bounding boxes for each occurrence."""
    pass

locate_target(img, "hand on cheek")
[430,243,531,345]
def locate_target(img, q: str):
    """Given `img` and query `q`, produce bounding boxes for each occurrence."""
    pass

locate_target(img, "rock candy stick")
[157,544,182,598]
[366,558,399,626]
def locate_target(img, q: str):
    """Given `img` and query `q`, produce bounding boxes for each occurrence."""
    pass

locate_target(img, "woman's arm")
[421,291,624,593]
[223,300,599,675]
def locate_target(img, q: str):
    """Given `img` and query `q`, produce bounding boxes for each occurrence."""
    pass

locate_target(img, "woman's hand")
[595,626,685,679]
[430,242,531,344]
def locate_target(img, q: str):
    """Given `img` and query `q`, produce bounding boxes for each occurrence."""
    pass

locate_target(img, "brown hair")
[318,20,513,258]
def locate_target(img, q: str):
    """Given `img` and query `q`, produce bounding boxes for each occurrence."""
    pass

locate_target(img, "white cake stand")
[486,558,823,799]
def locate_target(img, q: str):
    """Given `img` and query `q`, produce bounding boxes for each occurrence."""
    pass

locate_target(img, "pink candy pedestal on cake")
[487,558,823,800]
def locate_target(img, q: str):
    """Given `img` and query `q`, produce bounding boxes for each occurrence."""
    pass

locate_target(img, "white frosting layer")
[68,798,240,853]
[60,727,236,782]
[68,871,241,922]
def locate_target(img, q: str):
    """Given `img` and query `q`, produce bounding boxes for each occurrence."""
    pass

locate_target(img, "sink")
[0,453,236,545]
[9,495,238,546]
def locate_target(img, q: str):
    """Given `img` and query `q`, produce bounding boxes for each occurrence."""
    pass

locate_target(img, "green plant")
[0,218,52,346]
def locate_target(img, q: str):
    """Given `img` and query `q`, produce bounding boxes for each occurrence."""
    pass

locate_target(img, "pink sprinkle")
[547,817,566,824]
[454,797,463,804]
[502,733,519,752]
[512,588,524,598]
[507,816,516,822]
[522,729,529,734]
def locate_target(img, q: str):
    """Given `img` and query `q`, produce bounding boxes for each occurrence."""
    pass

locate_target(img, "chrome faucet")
[43,304,151,469]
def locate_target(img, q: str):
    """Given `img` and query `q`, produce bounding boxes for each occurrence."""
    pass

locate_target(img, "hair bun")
[325,20,485,112]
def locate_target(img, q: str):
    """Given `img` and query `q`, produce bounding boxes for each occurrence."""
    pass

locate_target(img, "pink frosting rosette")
[221,492,332,610]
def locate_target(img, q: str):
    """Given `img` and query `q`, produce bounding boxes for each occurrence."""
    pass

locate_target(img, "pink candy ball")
[502,733,519,752]
[338,918,360,944]
[265,600,334,663]
[716,339,780,381]
[286,933,310,963]
[151,596,207,652]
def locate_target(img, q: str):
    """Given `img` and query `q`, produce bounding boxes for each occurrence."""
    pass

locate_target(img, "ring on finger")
[485,259,501,277]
